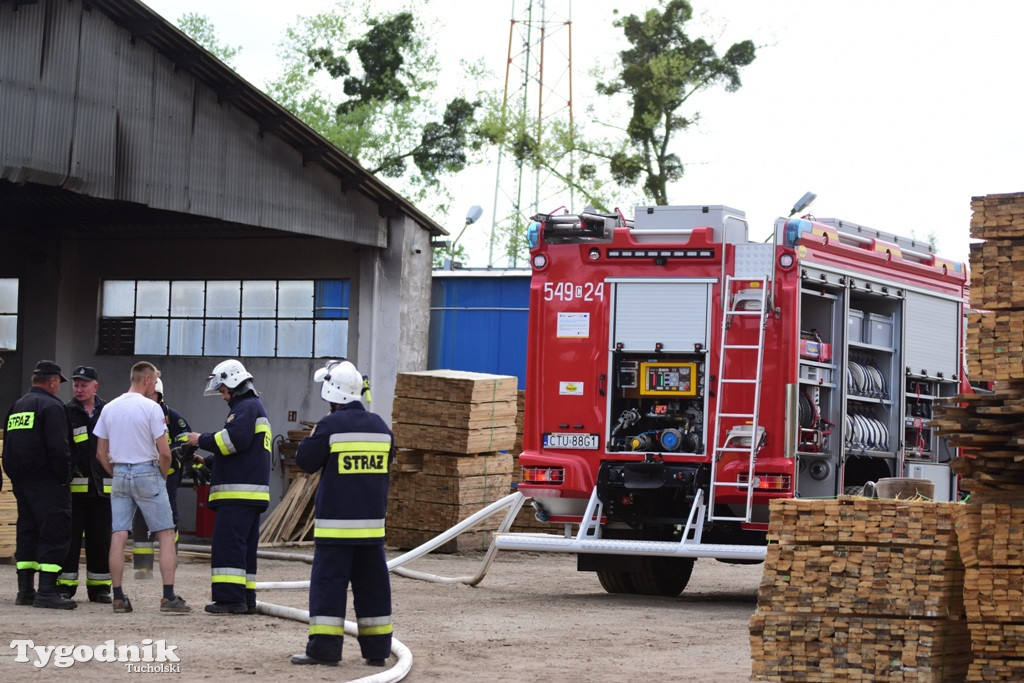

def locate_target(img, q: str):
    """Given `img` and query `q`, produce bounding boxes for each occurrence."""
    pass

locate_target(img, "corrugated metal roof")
[0,0,447,238]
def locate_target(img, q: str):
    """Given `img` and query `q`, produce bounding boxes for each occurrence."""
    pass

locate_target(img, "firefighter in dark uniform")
[132,377,192,579]
[57,365,112,602]
[291,360,394,667]
[1,360,76,609]
[186,359,271,614]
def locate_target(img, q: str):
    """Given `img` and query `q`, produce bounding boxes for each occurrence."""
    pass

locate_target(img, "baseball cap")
[72,366,99,382]
[34,360,68,382]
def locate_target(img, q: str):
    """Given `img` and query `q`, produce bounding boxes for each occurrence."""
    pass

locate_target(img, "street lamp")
[788,191,817,218]
[447,205,484,270]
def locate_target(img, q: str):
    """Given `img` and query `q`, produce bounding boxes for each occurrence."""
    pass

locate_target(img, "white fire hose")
[179,491,530,682]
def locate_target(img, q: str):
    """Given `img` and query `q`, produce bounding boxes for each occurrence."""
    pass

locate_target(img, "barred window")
[98,280,349,358]
[0,278,17,351]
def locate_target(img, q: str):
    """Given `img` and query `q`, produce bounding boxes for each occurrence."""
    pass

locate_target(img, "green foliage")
[266,2,486,217]
[431,241,468,269]
[591,0,756,205]
[176,13,241,66]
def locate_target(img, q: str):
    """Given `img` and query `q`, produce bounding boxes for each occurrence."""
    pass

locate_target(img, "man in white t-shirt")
[95,361,191,615]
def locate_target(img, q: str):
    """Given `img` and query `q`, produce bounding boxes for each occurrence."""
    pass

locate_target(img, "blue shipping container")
[429,270,530,389]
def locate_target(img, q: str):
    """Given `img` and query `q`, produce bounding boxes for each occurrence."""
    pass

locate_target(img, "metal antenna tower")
[487,0,574,268]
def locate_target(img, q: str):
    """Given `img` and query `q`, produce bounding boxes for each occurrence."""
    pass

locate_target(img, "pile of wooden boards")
[388,370,518,552]
[934,382,1024,496]
[0,429,13,559]
[940,379,1024,681]
[388,450,513,552]
[392,370,518,453]
[967,192,1024,380]
[258,472,319,545]
[751,497,970,681]
[955,503,1024,681]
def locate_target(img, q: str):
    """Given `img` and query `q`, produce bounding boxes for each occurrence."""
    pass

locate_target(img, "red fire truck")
[494,204,969,595]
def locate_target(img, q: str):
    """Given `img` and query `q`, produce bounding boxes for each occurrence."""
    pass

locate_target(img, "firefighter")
[132,377,192,579]
[290,360,394,667]
[57,365,112,602]
[1,360,76,609]
[186,359,271,614]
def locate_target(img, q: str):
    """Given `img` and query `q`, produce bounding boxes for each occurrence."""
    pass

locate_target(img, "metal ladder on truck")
[708,274,770,523]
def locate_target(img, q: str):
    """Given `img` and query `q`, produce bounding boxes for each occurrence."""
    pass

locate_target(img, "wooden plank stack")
[388,370,518,552]
[934,383,1024,497]
[941,194,1024,680]
[751,497,970,681]
[388,451,513,552]
[954,500,1024,680]
[258,471,320,545]
[391,370,518,454]
[0,429,14,559]
[967,192,1024,381]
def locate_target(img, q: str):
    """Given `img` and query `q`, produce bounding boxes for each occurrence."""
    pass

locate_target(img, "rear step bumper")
[493,533,766,561]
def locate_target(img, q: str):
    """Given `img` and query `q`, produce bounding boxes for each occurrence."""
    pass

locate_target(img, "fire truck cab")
[494,204,969,595]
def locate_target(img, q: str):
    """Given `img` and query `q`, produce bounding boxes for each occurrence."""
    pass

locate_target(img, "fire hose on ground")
[178,491,530,682]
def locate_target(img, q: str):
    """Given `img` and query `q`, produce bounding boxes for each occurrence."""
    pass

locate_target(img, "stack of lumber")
[954,499,1024,680]
[0,429,14,559]
[751,497,970,681]
[388,370,518,552]
[511,390,525,457]
[967,192,1024,380]
[388,450,513,552]
[258,471,319,545]
[933,382,1024,496]
[391,370,517,453]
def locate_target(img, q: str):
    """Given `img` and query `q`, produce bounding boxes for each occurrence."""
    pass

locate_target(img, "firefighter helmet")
[154,377,164,399]
[204,359,254,396]
[314,360,362,405]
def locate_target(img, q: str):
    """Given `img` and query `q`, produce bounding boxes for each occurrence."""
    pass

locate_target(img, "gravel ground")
[0,546,762,681]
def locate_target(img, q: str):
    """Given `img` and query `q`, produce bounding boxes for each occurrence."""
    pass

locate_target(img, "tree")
[266,3,486,217]
[594,0,756,205]
[176,13,242,67]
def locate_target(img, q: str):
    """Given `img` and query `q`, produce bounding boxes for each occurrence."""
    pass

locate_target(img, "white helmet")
[204,359,254,396]
[314,360,362,405]
[154,377,164,398]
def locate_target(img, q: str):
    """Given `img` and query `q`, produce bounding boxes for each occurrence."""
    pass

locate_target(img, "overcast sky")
[143,0,1024,266]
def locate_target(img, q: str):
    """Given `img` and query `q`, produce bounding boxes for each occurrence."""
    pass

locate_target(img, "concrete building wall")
[0,0,440,518]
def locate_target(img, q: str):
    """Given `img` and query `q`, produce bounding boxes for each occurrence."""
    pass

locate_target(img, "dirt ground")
[0,546,763,681]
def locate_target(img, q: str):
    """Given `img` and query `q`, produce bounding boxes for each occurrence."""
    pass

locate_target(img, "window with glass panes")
[0,279,17,351]
[98,280,349,357]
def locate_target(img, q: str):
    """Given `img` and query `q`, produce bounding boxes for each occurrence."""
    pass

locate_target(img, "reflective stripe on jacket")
[296,402,393,546]
[197,392,271,510]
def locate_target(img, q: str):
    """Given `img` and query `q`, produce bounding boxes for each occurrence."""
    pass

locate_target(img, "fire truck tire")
[596,570,635,594]
[630,557,695,597]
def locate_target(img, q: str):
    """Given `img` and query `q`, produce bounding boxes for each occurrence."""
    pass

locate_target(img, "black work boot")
[33,572,78,610]
[88,587,112,604]
[15,570,36,606]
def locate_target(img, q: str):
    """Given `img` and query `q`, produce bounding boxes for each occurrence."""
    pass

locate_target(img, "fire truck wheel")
[596,570,635,594]
[631,557,695,597]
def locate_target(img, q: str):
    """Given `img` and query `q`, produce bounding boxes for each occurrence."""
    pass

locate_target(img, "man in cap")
[57,366,113,602]
[1,360,76,609]
[186,359,271,614]
[290,360,394,667]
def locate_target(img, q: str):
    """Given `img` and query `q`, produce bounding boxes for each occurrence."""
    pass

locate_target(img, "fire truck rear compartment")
[597,459,700,528]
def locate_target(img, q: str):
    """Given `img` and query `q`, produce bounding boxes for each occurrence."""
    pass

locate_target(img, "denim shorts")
[111,461,174,533]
